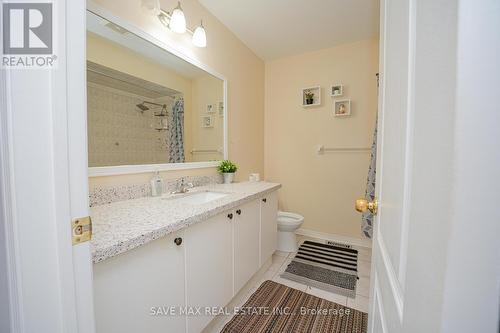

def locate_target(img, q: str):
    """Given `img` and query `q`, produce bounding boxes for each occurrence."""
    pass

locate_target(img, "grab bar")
[316,145,371,154]
[190,148,223,154]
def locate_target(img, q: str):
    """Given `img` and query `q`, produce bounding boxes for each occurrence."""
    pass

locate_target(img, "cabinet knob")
[174,237,183,246]
[227,213,233,220]
[236,209,241,215]
[262,198,267,203]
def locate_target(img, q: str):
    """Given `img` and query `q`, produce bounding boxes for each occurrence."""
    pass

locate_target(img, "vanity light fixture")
[169,2,187,33]
[143,0,207,48]
[192,21,207,48]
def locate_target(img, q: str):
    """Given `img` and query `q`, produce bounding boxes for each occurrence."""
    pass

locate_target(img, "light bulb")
[140,0,161,16]
[169,2,186,33]
[192,22,206,47]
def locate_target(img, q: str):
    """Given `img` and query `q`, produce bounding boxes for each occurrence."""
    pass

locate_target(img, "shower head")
[136,103,149,112]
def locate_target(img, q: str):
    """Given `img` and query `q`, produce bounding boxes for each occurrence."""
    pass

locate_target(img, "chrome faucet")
[171,178,193,194]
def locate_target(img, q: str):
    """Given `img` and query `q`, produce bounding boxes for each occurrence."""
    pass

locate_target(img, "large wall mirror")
[86,10,226,176]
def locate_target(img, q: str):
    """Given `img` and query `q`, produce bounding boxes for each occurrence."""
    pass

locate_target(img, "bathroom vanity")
[85,8,277,332]
[91,181,279,333]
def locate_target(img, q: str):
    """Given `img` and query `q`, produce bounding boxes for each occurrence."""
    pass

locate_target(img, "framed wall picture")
[334,99,351,117]
[201,115,214,128]
[331,84,343,97]
[301,86,321,107]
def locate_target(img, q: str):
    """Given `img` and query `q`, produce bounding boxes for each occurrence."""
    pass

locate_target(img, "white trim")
[397,0,416,290]
[377,234,404,322]
[67,1,96,332]
[0,56,24,333]
[369,273,389,333]
[296,228,372,248]
[88,161,220,177]
[86,3,228,177]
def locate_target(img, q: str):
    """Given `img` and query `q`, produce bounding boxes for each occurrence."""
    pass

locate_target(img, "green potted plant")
[305,91,315,105]
[218,160,238,184]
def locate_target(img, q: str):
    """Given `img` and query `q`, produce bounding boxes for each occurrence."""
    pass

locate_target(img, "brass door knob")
[355,198,378,215]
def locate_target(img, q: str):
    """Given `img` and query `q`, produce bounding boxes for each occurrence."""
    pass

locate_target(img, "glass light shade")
[140,0,161,16]
[192,25,207,47]
[169,4,186,33]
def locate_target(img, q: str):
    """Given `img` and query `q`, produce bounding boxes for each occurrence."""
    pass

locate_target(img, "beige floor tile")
[356,247,372,262]
[305,285,348,306]
[246,269,277,297]
[268,253,288,272]
[347,294,369,313]
[272,275,308,292]
[358,260,372,277]
[276,257,293,274]
[274,250,291,258]
[356,276,370,297]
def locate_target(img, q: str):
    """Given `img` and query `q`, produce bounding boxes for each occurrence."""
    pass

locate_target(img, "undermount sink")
[165,191,229,205]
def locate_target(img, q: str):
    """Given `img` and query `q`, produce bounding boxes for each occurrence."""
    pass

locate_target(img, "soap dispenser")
[150,171,164,197]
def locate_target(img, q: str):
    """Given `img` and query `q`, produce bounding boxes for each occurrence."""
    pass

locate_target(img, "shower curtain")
[169,98,185,163]
[361,119,377,238]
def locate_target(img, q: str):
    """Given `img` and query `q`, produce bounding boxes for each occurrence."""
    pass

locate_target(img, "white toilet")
[277,211,304,252]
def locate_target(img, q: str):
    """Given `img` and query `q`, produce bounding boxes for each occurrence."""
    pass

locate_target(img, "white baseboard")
[296,228,372,248]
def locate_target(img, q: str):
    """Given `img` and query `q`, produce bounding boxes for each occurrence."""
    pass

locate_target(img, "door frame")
[0,1,95,332]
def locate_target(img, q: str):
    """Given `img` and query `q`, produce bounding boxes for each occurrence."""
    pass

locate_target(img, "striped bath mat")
[281,240,358,297]
[221,280,367,333]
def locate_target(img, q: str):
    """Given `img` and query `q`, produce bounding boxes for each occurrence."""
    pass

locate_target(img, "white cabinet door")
[185,213,233,333]
[260,191,278,265]
[93,231,186,333]
[234,199,260,292]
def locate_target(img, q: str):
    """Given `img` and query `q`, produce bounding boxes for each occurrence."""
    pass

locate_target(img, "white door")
[185,213,233,333]
[368,0,500,332]
[234,200,260,292]
[368,0,414,331]
[368,0,434,329]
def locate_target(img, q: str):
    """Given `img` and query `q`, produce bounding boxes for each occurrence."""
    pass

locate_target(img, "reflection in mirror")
[86,11,224,168]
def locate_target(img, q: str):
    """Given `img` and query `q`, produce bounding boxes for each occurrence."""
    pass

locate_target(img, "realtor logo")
[2,2,56,68]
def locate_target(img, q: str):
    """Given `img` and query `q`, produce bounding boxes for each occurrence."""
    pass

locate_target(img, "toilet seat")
[277,211,304,227]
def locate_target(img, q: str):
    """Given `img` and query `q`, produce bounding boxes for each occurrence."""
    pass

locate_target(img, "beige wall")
[264,39,379,239]
[88,0,264,186]
[191,74,224,162]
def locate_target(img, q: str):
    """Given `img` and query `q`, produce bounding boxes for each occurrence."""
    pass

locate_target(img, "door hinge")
[72,216,92,245]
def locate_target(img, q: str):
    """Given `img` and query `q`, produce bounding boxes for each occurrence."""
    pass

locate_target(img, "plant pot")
[306,98,314,105]
[223,173,235,184]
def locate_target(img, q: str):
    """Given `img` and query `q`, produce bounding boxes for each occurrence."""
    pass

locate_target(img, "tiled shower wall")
[87,83,173,167]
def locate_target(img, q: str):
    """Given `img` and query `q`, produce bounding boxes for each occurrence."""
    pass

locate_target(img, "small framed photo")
[218,101,224,117]
[206,104,214,113]
[201,115,214,128]
[334,100,351,117]
[331,84,343,97]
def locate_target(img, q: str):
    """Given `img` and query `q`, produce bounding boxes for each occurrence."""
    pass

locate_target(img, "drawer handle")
[236,209,241,215]
[227,213,233,220]
[262,198,267,203]
[174,237,183,246]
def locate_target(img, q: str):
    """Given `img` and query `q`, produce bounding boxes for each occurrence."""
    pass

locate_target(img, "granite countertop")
[91,181,281,263]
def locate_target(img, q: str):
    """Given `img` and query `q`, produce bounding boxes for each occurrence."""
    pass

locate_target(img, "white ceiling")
[199,0,379,60]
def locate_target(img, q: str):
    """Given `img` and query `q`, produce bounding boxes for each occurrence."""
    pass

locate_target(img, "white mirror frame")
[86,4,228,177]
